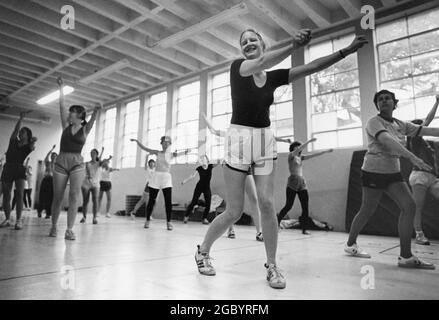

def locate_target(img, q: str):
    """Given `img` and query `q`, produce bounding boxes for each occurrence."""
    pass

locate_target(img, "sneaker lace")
[266,264,284,281]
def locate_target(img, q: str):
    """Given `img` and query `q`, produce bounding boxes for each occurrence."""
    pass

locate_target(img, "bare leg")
[106,190,112,214]
[244,175,262,234]
[67,170,86,230]
[98,190,104,214]
[199,166,247,253]
[81,186,90,219]
[253,163,277,265]
[347,187,383,246]
[51,172,69,226]
[14,179,25,221]
[132,193,147,215]
[386,182,416,259]
[411,184,427,232]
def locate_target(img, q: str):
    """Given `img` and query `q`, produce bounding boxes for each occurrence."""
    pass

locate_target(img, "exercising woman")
[203,113,290,242]
[345,89,438,269]
[195,28,367,289]
[37,145,57,218]
[129,158,156,218]
[50,77,101,240]
[277,138,333,234]
[407,94,439,245]
[98,158,119,218]
[182,155,217,225]
[0,111,37,229]
[131,137,189,231]
[24,158,33,209]
[80,148,110,224]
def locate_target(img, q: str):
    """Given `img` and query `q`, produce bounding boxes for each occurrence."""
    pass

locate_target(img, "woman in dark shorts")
[129,158,156,218]
[344,90,439,270]
[195,28,368,289]
[50,77,101,240]
[98,158,119,218]
[0,111,37,230]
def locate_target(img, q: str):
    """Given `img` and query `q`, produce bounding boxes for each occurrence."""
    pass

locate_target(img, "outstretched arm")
[130,139,159,155]
[172,149,190,158]
[275,137,292,144]
[290,138,316,157]
[57,77,69,130]
[181,172,197,185]
[202,113,226,137]
[85,104,102,135]
[240,29,312,77]
[423,94,439,127]
[302,148,333,160]
[288,35,368,83]
[378,132,431,171]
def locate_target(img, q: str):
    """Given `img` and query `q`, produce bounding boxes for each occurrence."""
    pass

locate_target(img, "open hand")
[347,35,368,54]
[56,77,64,87]
[293,29,312,47]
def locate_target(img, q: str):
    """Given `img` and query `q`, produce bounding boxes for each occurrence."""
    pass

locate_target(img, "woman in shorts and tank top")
[407,94,439,246]
[0,111,37,230]
[131,136,189,231]
[80,148,110,225]
[49,77,101,241]
[98,157,119,218]
[344,89,439,270]
[195,28,368,289]
[277,138,333,234]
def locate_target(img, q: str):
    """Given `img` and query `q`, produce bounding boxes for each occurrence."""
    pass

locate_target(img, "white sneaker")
[195,245,216,276]
[398,256,435,270]
[105,213,111,218]
[415,233,430,246]
[0,219,11,228]
[265,263,286,289]
[144,220,150,228]
[167,222,173,231]
[344,243,371,258]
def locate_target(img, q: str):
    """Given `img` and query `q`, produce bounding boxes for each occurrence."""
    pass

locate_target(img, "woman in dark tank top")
[49,77,101,241]
[0,111,37,230]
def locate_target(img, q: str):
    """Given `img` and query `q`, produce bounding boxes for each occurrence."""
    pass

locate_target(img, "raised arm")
[378,132,431,171]
[85,103,101,135]
[302,148,333,160]
[240,29,312,77]
[130,139,159,155]
[288,35,368,83]
[172,149,190,158]
[24,157,30,168]
[181,171,198,185]
[290,138,316,157]
[44,145,56,164]
[11,111,27,141]
[202,113,226,137]
[57,77,69,130]
[423,94,439,127]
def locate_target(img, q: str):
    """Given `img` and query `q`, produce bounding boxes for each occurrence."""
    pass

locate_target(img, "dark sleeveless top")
[5,138,32,164]
[60,125,87,153]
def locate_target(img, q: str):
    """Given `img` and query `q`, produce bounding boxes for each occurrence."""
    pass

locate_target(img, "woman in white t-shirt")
[129,158,156,219]
[98,159,119,218]
[344,89,439,270]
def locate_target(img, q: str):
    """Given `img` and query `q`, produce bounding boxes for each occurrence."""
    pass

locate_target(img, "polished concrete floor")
[0,211,438,300]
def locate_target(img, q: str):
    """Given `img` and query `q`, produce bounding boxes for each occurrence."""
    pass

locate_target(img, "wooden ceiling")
[0,0,428,120]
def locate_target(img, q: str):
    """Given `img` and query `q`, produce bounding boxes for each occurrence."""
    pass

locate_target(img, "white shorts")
[149,171,173,190]
[224,124,277,176]
[409,170,439,189]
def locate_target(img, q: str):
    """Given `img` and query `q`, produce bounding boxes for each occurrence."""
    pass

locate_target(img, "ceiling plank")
[336,0,363,18]
[293,0,332,28]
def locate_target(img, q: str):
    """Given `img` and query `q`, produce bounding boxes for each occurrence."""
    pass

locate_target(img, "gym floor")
[0,212,437,300]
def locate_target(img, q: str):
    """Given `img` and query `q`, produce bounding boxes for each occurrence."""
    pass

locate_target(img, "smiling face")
[240,30,265,60]
[90,149,98,161]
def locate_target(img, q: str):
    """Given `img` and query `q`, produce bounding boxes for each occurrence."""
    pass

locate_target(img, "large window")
[269,58,294,153]
[120,100,140,168]
[308,34,363,150]
[207,71,231,161]
[376,8,439,125]
[143,91,167,165]
[175,81,200,163]
[102,107,117,160]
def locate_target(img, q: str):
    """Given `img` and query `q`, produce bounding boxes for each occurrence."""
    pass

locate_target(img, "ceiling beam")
[293,0,332,28]
[247,0,300,35]
[336,0,363,18]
